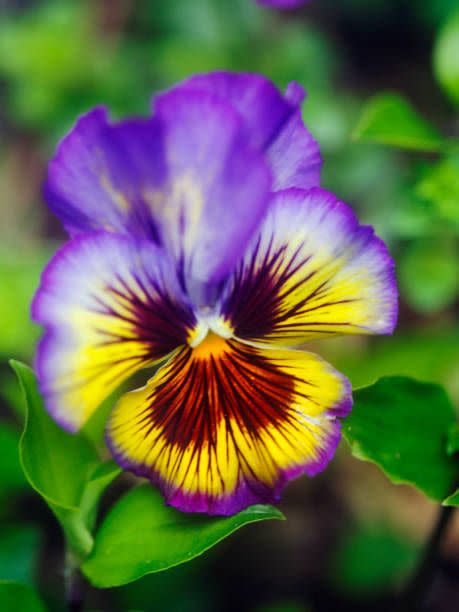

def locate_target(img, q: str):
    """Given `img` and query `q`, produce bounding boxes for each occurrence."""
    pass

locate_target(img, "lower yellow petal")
[107,335,351,515]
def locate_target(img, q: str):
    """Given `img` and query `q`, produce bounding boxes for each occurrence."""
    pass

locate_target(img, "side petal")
[45,108,166,240]
[153,72,321,191]
[32,232,197,432]
[107,337,351,515]
[220,188,398,345]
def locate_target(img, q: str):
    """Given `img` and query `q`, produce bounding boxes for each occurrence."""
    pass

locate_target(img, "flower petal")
[32,232,197,432]
[220,188,398,345]
[45,92,272,305]
[45,108,166,240]
[153,88,271,303]
[154,72,321,191]
[107,336,351,515]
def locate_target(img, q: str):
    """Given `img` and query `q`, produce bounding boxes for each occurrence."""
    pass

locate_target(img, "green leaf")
[83,484,284,587]
[0,581,46,612]
[343,377,458,501]
[352,93,446,152]
[49,461,121,558]
[10,361,120,557]
[443,491,459,506]
[447,423,459,456]
[434,10,459,107]
[443,424,459,506]
[399,239,459,313]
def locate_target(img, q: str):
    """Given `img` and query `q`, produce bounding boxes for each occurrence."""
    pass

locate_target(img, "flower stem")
[400,504,456,611]
[64,551,85,612]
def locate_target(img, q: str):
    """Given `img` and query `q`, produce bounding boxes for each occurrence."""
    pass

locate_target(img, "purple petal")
[153,71,321,191]
[45,90,272,305]
[153,88,272,304]
[45,108,166,240]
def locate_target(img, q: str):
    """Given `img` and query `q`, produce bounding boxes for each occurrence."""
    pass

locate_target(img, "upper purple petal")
[152,71,321,191]
[153,88,272,304]
[44,88,272,306]
[45,108,166,240]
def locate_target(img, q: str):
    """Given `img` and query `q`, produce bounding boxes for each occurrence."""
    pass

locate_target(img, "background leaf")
[399,239,459,313]
[434,10,459,107]
[83,484,284,587]
[352,93,446,151]
[343,377,458,501]
[10,361,120,557]
[0,581,45,612]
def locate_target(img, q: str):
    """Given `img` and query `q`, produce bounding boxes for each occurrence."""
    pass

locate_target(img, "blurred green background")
[0,0,458,610]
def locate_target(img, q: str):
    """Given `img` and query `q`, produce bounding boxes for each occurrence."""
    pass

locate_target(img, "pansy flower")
[32,72,397,516]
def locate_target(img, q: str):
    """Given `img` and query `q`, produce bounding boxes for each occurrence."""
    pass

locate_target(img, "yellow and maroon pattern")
[221,189,397,346]
[32,234,197,431]
[108,333,351,515]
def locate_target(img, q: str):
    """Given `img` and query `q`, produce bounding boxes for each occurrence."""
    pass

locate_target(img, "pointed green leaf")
[83,485,284,587]
[10,361,120,557]
[343,377,458,501]
[443,489,459,506]
[352,93,446,152]
[0,582,46,612]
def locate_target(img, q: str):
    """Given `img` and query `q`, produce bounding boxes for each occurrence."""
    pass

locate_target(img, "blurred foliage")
[0,424,28,505]
[399,238,459,313]
[0,524,41,585]
[352,93,446,152]
[1,0,459,610]
[434,9,459,107]
[0,581,46,612]
[0,247,52,360]
[330,525,418,595]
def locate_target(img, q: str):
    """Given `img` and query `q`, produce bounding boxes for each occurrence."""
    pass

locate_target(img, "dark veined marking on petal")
[47,268,196,400]
[112,338,330,499]
[88,269,195,357]
[222,234,361,340]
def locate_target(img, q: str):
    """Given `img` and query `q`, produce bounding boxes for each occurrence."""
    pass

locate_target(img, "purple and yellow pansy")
[32,72,397,515]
